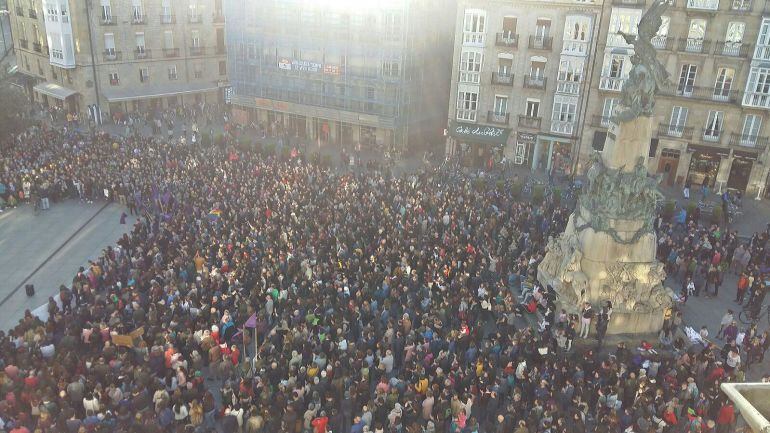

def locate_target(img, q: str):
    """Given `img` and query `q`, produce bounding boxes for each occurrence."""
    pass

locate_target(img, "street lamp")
[0,9,9,56]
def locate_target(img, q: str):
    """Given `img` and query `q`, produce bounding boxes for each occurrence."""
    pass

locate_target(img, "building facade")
[447,0,604,171]
[9,0,227,120]
[225,0,455,152]
[582,0,767,196]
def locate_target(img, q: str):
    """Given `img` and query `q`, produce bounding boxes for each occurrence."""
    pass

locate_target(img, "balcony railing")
[101,15,117,25]
[529,36,553,51]
[28,9,37,19]
[15,6,23,16]
[213,13,225,23]
[678,38,711,54]
[495,32,519,48]
[189,46,206,56]
[715,41,751,57]
[163,48,180,58]
[652,36,674,50]
[743,91,770,109]
[131,14,146,24]
[103,50,122,61]
[702,129,723,144]
[188,13,202,23]
[134,48,151,59]
[110,78,120,86]
[592,115,612,128]
[518,115,542,129]
[487,111,510,125]
[731,0,752,11]
[160,14,176,24]
[658,123,694,140]
[551,120,575,136]
[613,0,645,4]
[556,80,581,95]
[524,75,547,90]
[730,133,769,149]
[686,0,720,9]
[660,85,740,104]
[599,76,625,92]
[18,39,28,49]
[491,72,514,86]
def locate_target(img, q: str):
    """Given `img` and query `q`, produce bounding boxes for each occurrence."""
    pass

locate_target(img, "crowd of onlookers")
[0,120,768,433]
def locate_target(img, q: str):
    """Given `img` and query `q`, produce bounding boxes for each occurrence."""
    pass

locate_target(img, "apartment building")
[9,0,227,119]
[583,0,766,196]
[225,0,455,152]
[447,0,603,171]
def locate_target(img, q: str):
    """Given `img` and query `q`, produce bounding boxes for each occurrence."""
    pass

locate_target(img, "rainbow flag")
[208,209,222,220]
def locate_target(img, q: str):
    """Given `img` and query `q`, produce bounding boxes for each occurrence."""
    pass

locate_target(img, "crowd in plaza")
[0,116,768,433]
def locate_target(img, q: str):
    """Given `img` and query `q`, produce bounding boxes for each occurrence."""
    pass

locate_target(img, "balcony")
[103,50,122,61]
[131,15,146,24]
[660,85,740,104]
[160,14,176,24]
[599,76,625,92]
[18,39,28,49]
[556,80,581,95]
[730,133,769,150]
[612,0,646,5]
[213,13,225,24]
[487,111,510,125]
[188,13,202,23]
[495,33,518,48]
[518,115,542,129]
[652,36,674,51]
[28,9,37,19]
[686,0,719,9]
[592,115,612,128]
[731,0,752,11]
[523,75,547,90]
[15,6,23,16]
[32,42,42,53]
[714,41,751,57]
[658,123,694,140]
[702,129,723,144]
[678,38,711,54]
[743,91,770,109]
[134,48,151,59]
[100,15,117,25]
[551,120,575,136]
[189,46,206,56]
[163,48,180,58]
[110,78,120,86]
[529,35,553,51]
[491,72,514,86]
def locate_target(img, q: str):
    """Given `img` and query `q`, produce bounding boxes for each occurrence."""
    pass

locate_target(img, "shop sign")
[450,121,511,145]
[514,143,528,165]
[292,59,322,72]
[223,86,233,105]
[324,64,341,75]
[517,132,536,144]
[278,58,292,70]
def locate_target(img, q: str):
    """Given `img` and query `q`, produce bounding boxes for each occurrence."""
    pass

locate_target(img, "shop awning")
[450,120,511,145]
[687,143,730,157]
[33,82,78,100]
[102,82,218,102]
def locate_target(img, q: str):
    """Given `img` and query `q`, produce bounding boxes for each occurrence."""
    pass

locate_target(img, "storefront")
[514,132,536,166]
[532,135,573,176]
[33,82,79,114]
[449,121,511,168]
[686,144,728,188]
[727,150,757,193]
[656,149,681,186]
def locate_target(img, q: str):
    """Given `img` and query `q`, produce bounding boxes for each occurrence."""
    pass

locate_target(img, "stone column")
[715,153,733,194]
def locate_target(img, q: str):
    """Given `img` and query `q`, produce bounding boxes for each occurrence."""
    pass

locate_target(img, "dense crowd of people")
[0,121,768,433]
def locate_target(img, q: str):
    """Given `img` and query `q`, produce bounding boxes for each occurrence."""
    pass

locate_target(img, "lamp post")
[0,9,10,57]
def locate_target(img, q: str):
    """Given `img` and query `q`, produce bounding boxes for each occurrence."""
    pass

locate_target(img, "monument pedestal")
[538,116,672,335]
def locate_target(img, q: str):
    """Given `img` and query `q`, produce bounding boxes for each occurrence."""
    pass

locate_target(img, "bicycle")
[738,304,770,327]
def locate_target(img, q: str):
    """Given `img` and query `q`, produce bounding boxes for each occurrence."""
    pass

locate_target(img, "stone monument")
[538,0,674,334]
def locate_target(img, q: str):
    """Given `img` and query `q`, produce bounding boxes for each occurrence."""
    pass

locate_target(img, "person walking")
[596,309,609,349]
[580,302,593,339]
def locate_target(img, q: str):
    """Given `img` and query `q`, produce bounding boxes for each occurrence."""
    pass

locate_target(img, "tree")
[0,68,31,136]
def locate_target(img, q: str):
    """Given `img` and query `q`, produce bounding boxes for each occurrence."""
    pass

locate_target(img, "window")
[194,64,203,79]
[459,50,482,84]
[748,68,770,96]
[109,72,119,85]
[139,67,149,82]
[161,0,172,22]
[104,33,116,57]
[60,2,68,23]
[493,95,508,114]
[687,19,706,40]
[558,59,583,82]
[135,32,145,52]
[46,3,58,22]
[535,18,551,40]
[456,89,478,121]
[131,0,143,22]
[530,59,546,78]
[704,111,724,140]
[741,114,762,145]
[50,32,63,59]
[552,98,576,122]
[191,30,201,47]
[526,99,540,117]
[602,98,619,125]
[498,58,512,76]
[592,131,608,151]
[713,68,734,101]
[219,61,227,76]
[383,60,400,78]
[677,64,697,96]
[502,16,517,38]
[726,22,745,44]
[383,12,402,41]
[163,30,174,49]
[669,106,688,136]
[656,16,670,38]
[564,16,589,42]
[604,54,626,78]
[463,9,486,45]
[100,0,112,22]
[168,65,178,80]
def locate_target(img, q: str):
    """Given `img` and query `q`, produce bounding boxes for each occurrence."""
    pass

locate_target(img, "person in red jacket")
[716,401,735,433]
[311,411,329,433]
